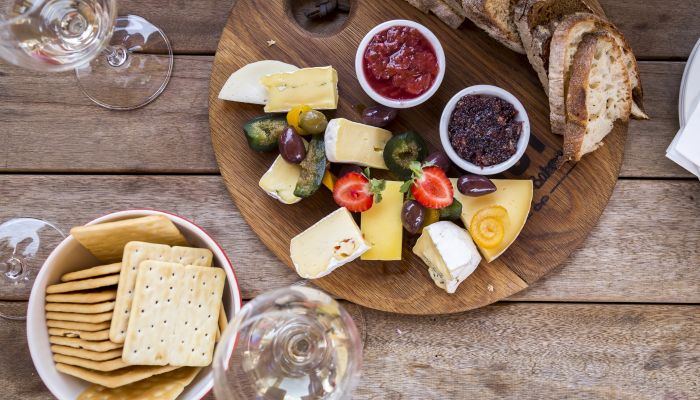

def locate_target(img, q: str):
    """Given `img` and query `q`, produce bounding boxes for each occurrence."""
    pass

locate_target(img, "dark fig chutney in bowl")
[439,85,530,175]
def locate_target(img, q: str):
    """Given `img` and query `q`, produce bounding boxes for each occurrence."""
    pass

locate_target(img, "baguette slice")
[462,0,525,53]
[563,32,632,161]
[514,0,606,92]
[549,13,647,134]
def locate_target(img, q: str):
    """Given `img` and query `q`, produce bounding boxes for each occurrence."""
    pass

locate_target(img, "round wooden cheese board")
[208,0,627,314]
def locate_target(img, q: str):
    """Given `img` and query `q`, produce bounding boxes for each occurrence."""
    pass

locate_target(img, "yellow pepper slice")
[322,170,337,191]
[469,205,510,249]
[286,105,312,134]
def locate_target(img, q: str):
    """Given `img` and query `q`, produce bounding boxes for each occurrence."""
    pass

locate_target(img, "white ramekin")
[27,209,242,400]
[440,85,530,175]
[355,19,446,109]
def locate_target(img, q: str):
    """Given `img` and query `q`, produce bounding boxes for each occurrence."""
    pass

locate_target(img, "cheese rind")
[259,155,303,204]
[452,179,533,262]
[261,66,339,112]
[324,118,392,169]
[218,60,299,104]
[290,208,370,279]
[412,221,481,294]
[361,181,404,260]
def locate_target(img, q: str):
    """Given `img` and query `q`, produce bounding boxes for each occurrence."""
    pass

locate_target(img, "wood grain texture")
[0,60,689,177]
[1,175,697,304]
[113,0,700,59]
[209,0,628,313]
[3,301,699,399]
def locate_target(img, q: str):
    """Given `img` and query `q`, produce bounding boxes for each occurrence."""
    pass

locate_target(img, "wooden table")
[1,1,699,398]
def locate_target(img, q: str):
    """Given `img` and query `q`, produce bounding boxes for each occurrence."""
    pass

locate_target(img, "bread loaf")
[563,32,632,161]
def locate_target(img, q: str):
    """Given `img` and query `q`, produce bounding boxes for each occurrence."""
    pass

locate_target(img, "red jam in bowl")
[363,26,439,100]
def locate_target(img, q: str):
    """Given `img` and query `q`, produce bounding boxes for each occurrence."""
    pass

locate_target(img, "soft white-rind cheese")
[259,155,303,205]
[218,60,299,104]
[290,208,370,279]
[412,221,481,294]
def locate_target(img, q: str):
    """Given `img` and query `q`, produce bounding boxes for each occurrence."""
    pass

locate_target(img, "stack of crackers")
[44,216,228,400]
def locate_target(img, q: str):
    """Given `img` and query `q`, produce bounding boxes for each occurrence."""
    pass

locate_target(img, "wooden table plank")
[2,175,697,303]
[2,302,698,399]
[0,59,691,178]
[116,0,700,59]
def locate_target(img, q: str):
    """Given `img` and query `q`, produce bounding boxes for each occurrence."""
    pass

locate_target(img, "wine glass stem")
[103,45,128,67]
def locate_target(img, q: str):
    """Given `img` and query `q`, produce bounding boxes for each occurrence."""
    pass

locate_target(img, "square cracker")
[46,275,119,294]
[49,336,122,352]
[77,367,200,400]
[49,328,110,341]
[46,290,117,304]
[47,320,111,332]
[122,261,225,367]
[110,243,213,343]
[51,345,122,361]
[61,263,122,282]
[53,354,130,372]
[46,311,113,323]
[46,301,114,314]
[70,216,188,263]
[55,363,178,388]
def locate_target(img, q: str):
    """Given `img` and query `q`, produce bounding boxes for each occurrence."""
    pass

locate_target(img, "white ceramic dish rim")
[355,19,446,109]
[680,37,700,126]
[26,209,243,400]
[439,85,531,175]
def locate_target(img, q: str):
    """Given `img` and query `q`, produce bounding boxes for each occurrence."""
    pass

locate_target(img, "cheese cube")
[412,221,481,294]
[260,66,339,112]
[324,118,392,169]
[361,181,403,260]
[290,208,370,279]
[259,155,303,204]
[452,179,533,262]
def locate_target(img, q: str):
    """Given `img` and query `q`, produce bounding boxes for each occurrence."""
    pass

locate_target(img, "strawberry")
[333,171,386,212]
[401,163,453,209]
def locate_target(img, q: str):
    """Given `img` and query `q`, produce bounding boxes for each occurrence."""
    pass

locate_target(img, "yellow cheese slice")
[325,118,392,169]
[360,181,404,260]
[261,66,339,112]
[452,179,533,262]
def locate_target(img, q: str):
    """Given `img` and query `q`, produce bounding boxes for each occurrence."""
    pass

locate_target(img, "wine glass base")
[0,218,65,320]
[75,15,173,110]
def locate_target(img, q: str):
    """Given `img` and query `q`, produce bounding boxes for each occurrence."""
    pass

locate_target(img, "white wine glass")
[0,0,173,110]
[0,218,65,320]
[213,285,363,400]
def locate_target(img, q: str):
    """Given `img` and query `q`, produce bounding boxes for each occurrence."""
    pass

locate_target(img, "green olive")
[299,110,328,134]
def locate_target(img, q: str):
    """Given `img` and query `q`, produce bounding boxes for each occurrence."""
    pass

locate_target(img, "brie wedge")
[259,155,303,204]
[324,118,392,169]
[260,66,339,112]
[290,208,370,279]
[218,60,299,104]
[412,221,481,294]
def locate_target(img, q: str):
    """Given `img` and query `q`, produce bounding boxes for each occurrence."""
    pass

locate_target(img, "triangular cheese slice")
[452,179,533,262]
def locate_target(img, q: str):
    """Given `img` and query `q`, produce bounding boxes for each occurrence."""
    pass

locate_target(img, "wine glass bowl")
[0,0,116,72]
[214,286,363,400]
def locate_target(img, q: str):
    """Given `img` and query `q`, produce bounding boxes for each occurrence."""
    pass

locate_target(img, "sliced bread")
[404,0,466,29]
[563,32,632,161]
[549,13,647,135]
[514,0,606,92]
[462,0,525,53]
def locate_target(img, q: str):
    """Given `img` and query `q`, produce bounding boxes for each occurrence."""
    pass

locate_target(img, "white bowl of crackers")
[27,209,242,400]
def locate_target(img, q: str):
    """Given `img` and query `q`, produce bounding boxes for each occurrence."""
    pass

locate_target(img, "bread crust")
[462,0,526,53]
[564,32,631,161]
